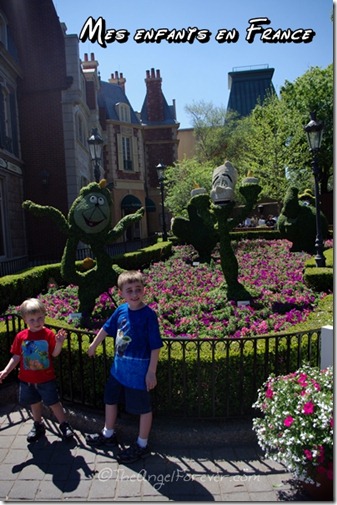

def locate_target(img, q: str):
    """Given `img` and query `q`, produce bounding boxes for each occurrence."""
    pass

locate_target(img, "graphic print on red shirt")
[10,327,56,384]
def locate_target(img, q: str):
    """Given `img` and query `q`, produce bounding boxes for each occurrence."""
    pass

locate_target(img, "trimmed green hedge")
[0,242,173,313]
[230,229,281,241]
[50,329,319,417]
[0,264,64,313]
[111,241,172,270]
[303,248,333,292]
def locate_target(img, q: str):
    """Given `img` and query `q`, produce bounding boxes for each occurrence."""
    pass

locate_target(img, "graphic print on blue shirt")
[22,340,50,370]
[115,319,132,356]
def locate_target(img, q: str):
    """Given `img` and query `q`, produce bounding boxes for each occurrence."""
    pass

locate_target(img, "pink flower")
[284,416,294,427]
[304,449,313,460]
[266,388,273,399]
[312,380,321,391]
[298,373,308,387]
[303,401,314,415]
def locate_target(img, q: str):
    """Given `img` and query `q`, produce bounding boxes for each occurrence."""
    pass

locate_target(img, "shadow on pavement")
[12,436,96,493]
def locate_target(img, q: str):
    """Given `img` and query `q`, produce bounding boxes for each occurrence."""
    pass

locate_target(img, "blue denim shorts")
[104,374,152,415]
[19,380,60,407]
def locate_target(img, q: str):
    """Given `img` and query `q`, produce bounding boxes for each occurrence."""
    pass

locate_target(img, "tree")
[184,65,333,202]
[280,64,333,194]
[237,95,295,201]
[184,102,250,169]
[164,158,214,217]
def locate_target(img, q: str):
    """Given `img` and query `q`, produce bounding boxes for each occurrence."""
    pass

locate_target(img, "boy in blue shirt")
[86,270,162,463]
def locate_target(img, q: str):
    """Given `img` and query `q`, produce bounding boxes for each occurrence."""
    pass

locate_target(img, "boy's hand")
[56,329,67,343]
[145,371,157,391]
[87,344,96,358]
[0,370,8,383]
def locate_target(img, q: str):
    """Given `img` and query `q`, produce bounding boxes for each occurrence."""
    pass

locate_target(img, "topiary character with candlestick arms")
[23,180,144,324]
[172,162,262,301]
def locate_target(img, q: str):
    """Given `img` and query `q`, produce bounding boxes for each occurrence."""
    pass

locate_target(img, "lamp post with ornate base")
[303,112,326,267]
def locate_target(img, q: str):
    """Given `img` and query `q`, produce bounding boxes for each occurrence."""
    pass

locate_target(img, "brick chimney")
[82,52,99,72]
[81,53,100,110]
[108,70,126,92]
[145,68,164,122]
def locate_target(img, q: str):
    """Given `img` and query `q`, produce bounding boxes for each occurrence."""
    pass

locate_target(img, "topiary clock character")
[22,180,144,324]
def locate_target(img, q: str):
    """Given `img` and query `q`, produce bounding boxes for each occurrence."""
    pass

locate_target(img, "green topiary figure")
[277,186,328,253]
[212,181,262,300]
[23,180,144,323]
[172,193,218,262]
[172,161,262,300]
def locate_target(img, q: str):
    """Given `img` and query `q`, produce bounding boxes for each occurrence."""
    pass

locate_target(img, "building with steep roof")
[227,65,276,117]
[0,0,180,272]
[96,65,179,239]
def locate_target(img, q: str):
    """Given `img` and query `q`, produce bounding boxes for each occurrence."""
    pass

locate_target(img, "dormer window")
[116,102,131,123]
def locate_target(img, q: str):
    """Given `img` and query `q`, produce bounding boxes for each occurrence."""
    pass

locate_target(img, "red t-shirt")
[10,327,57,383]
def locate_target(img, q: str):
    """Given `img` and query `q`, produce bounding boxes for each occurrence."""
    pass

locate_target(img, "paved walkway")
[0,401,309,502]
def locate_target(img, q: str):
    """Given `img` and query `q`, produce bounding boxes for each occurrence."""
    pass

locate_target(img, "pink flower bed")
[15,239,330,338]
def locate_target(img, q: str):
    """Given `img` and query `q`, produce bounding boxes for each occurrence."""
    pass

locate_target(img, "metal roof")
[227,66,276,117]
[98,81,141,124]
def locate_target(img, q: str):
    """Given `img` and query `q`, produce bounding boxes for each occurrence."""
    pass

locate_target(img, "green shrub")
[303,248,333,292]
[230,229,281,241]
[0,313,322,417]
[0,264,64,313]
[0,242,173,314]
[112,241,172,270]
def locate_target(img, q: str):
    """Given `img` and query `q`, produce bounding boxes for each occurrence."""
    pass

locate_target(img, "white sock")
[137,436,148,448]
[103,427,114,438]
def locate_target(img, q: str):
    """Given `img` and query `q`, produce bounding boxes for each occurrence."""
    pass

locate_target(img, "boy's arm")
[88,328,108,357]
[145,348,161,391]
[0,355,20,383]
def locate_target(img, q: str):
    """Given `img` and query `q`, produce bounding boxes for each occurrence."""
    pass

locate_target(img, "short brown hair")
[19,298,46,318]
[117,270,144,290]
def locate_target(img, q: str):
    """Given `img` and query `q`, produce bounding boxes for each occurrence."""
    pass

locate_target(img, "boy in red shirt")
[0,298,74,442]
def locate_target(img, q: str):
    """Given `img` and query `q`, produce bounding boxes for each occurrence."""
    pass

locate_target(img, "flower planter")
[252,365,333,500]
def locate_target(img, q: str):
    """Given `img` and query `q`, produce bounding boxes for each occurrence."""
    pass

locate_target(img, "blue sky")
[53,0,333,128]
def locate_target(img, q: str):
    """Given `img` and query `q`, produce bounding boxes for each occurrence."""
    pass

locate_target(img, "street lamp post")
[303,112,326,267]
[88,128,104,183]
[156,163,168,241]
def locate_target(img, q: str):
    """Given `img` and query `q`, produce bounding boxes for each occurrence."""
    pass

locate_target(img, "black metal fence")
[1,314,321,419]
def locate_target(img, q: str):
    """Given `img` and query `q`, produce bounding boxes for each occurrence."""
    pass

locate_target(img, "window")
[0,82,19,156]
[76,113,86,145]
[116,102,131,123]
[117,128,139,172]
[122,136,132,170]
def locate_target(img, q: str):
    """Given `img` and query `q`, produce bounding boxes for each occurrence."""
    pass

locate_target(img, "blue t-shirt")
[103,303,163,390]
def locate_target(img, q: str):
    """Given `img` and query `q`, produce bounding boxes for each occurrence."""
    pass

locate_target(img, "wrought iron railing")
[0,314,321,419]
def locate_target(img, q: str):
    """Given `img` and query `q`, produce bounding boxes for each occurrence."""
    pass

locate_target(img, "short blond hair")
[117,270,144,290]
[19,298,46,318]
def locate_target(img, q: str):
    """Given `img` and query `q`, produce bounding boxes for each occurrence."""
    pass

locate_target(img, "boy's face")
[24,311,45,332]
[119,281,145,310]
